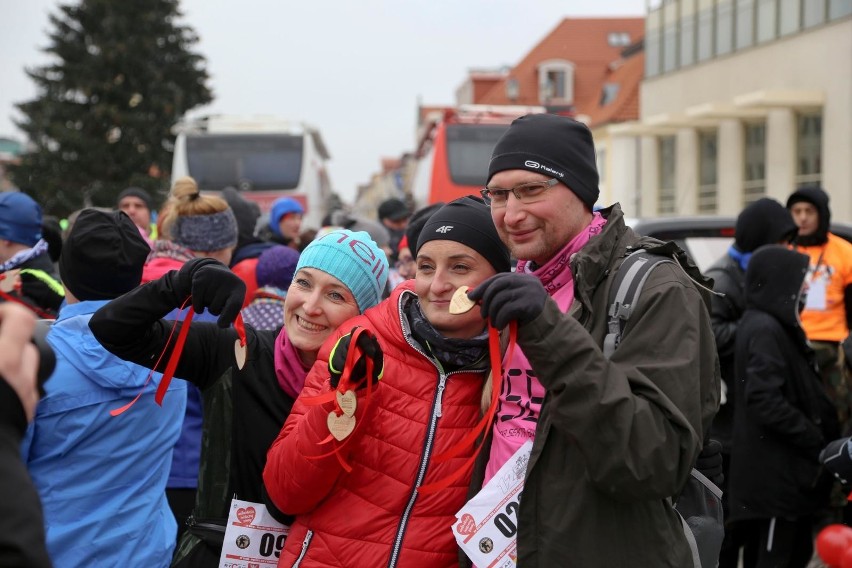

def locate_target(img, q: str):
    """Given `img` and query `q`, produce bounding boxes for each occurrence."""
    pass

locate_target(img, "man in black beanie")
[117,186,155,244]
[23,208,187,566]
[703,197,797,568]
[464,113,721,567]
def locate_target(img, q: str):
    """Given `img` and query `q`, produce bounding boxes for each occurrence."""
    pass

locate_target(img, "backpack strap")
[603,249,677,359]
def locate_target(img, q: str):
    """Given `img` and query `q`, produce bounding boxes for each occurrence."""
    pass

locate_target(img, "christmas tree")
[12,0,212,215]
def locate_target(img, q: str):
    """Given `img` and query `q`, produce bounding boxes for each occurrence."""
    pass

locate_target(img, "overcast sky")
[1,0,646,202]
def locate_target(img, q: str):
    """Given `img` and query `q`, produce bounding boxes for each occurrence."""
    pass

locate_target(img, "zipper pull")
[435,381,446,418]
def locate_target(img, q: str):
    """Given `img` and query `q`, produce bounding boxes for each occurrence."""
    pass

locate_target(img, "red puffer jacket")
[263,283,489,567]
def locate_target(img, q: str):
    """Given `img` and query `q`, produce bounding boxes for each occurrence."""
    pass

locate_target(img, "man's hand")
[695,438,724,487]
[329,327,384,390]
[175,258,246,328]
[467,273,548,329]
[0,303,41,422]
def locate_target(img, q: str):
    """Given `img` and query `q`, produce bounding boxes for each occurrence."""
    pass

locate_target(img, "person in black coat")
[704,198,798,568]
[729,245,839,568]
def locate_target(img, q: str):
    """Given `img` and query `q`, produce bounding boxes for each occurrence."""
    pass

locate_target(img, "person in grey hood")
[729,244,839,568]
[704,198,798,568]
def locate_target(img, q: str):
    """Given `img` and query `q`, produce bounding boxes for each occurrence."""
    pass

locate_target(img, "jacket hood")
[745,245,809,327]
[735,198,797,252]
[787,186,830,245]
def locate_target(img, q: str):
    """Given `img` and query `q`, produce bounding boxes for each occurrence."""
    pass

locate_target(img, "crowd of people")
[0,112,849,568]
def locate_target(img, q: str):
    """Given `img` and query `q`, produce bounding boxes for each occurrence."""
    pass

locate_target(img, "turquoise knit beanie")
[295,229,388,312]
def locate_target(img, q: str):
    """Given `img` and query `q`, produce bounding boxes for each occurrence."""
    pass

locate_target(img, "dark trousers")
[166,488,197,543]
[735,517,814,568]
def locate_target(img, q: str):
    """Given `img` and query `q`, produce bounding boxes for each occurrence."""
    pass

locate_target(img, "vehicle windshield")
[186,134,303,191]
[445,124,508,186]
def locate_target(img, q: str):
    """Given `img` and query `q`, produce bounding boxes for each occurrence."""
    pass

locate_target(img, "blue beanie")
[296,229,388,312]
[269,198,305,236]
[0,192,43,247]
[256,245,300,289]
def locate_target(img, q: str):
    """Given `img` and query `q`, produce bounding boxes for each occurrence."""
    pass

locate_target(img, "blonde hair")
[160,176,230,241]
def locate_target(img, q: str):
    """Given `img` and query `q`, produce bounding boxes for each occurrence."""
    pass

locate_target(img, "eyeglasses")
[480,178,559,208]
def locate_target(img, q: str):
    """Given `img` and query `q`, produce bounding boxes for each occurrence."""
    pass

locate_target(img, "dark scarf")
[404,298,489,371]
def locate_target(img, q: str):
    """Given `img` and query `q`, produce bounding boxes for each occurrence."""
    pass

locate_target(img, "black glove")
[175,258,246,328]
[695,438,724,487]
[328,327,383,390]
[820,436,852,485]
[467,273,548,329]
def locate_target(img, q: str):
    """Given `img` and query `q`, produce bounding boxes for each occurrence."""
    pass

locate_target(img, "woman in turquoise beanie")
[89,229,388,567]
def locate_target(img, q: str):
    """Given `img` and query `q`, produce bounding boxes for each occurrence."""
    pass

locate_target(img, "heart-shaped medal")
[449,285,476,314]
[234,340,247,370]
[327,412,356,441]
[336,390,357,417]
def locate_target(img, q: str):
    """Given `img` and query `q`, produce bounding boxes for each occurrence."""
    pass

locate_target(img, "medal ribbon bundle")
[110,298,248,416]
[299,327,375,473]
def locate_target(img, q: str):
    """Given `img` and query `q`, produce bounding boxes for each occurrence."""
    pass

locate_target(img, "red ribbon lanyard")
[418,321,517,495]
[0,284,56,320]
[300,327,375,472]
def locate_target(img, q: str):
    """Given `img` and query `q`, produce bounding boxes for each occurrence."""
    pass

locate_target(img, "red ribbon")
[0,276,56,319]
[110,298,193,416]
[418,321,517,495]
[300,327,376,472]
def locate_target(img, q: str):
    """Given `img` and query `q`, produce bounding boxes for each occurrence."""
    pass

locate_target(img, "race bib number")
[806,274,828,311]
[453,441,533,568]
[218,499,290,568]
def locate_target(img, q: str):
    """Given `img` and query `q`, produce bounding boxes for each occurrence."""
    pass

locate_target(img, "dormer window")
[538,60,574,104]
[608,32,631,47]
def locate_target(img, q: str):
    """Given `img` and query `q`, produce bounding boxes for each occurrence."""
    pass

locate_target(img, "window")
[743,123,766,204]
[757,0,778,43]
[680,10,697,66]
[830,0,852,19]
[716,0,735,56]
[779,0,801,36]
[697,1,715,61]
[698,131,718,213]
[736,0,755,49]
[608,32,632,46]
[538,60,574,104]
[804,0,826,27]
[646,10,663,77]
[659,136,677,215]
[663,1,679,72]
[600,83,620,106]
[796,113,822,187]
[506,78,519,102]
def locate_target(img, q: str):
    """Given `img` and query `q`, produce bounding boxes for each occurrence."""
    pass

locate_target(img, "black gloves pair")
[329,327,384,390]
[467,273,549,329]
[820,436,852,485]
[174,258,246,328]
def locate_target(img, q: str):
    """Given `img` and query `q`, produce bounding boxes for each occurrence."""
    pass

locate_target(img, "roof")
[474,17,645,126]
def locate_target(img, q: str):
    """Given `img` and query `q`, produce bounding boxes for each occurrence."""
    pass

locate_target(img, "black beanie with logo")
[59,209,150,301]
[487,113,600,210]
[416,196,510,273]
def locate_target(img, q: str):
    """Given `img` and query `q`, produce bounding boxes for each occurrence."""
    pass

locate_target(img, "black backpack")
[604,249,724,568]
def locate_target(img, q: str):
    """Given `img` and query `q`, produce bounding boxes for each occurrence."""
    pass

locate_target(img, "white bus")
[171,115,333,229]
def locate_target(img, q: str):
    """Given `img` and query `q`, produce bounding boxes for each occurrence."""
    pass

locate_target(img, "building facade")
[610,0,851,220]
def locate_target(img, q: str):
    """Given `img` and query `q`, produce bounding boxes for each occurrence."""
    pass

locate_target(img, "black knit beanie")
[416,196,510,273]
[59,209,150,300]
[487,113,600,210]
[116,186,154,211]
[734,198,798,253]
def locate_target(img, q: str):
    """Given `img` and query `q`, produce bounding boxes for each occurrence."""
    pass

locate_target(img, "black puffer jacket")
[729,245,839,521]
